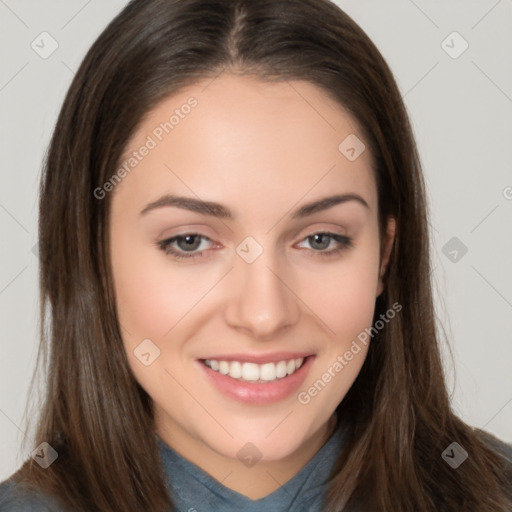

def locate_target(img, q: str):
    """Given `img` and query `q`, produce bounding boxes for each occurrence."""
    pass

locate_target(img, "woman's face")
[110,73,394,465]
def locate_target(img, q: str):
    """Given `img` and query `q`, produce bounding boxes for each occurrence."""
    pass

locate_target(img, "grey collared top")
[157,422,347,512]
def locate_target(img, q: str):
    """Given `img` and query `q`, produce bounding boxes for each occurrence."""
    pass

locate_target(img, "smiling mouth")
[200,356,310,383]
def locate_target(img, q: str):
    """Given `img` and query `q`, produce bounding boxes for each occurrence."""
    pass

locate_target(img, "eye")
[157,234,215,260]
[157,231,353,261]
[296,232,353,257]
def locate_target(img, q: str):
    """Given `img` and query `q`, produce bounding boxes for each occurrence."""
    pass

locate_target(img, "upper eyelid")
[163,222,350,241]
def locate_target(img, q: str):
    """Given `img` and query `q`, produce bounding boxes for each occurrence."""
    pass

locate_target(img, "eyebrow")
[139,193,369,219]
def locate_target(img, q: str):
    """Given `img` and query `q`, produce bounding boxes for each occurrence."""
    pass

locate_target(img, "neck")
[157,412,339,500]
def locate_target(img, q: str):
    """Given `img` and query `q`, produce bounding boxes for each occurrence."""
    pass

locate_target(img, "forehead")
[113,73,377,220]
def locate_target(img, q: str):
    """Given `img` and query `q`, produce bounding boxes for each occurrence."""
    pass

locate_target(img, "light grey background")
[0,0,511,481]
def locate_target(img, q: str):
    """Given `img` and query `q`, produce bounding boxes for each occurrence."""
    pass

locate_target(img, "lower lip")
[196,356,316,404]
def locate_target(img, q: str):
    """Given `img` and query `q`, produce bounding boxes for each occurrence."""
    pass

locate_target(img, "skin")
[109,72,395,500]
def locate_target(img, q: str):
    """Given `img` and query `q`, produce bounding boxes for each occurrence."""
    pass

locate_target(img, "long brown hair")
[13,0,511,510]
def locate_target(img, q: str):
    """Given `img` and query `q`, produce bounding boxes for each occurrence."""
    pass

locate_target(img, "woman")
[1,0,511,510]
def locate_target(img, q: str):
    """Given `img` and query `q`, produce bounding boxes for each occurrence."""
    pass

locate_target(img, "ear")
[376,216,396,297]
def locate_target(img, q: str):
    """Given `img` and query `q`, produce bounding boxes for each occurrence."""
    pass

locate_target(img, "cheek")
[296,256,379,412]
[111,230,199,341]
[110,234,194,394]
[302,247,381,341]
[330,271,378,336]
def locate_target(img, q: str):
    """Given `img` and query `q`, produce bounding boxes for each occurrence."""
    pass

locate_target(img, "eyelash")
[157,232,353,261]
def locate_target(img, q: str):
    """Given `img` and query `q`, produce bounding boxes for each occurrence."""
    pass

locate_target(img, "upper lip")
[198,352,314,364]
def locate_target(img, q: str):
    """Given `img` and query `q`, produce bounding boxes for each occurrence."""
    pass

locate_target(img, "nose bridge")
[224,241,300,338]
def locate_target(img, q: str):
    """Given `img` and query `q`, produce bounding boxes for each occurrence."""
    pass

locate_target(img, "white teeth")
[219,361,230,375]
[260,362,275,381]
[275,360,287,378]
[203,357,305,382]
[230,361,242,379]
[242,363,259,381]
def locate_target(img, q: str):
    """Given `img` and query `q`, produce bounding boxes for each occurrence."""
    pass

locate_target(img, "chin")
[210,422,309,462]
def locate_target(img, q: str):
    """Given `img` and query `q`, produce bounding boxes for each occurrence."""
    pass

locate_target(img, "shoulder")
[0,478,64,512]
[480,431,512,463]
[477,430,512,495]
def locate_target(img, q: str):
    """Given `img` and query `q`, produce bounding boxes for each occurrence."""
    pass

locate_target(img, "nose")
[224,251,300,339]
